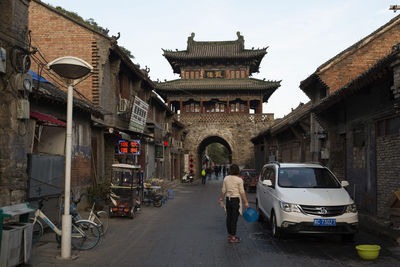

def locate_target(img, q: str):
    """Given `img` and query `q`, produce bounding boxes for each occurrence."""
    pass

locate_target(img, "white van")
[256,162,358,240]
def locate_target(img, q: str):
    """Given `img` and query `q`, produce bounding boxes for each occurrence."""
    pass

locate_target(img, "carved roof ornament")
[111,32,120,45]
[188,32,195,43]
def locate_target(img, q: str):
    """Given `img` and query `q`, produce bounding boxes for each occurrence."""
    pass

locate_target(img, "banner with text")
[129,96,149,133]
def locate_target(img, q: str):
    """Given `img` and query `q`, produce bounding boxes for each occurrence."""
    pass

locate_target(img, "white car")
[256,162,358,240]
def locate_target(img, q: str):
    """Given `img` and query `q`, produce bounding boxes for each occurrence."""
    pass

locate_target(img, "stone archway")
[197,136,232,170]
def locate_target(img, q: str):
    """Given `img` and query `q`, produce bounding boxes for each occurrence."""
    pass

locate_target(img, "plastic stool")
[166,189,174,199]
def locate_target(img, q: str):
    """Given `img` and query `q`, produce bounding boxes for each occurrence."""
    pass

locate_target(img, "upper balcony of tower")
[162,32,268,75]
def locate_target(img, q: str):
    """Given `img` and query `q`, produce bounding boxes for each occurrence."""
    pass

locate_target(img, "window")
[185,72,189,79]
[241,70,245,78]
[278,167,341,188]
[376,115,400,137]
[230,70,235,79]
[190,72,194,79]
[195,72,199,79]
[236,71,240,78]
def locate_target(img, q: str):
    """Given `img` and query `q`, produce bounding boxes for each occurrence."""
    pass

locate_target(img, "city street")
[30,177,400,267]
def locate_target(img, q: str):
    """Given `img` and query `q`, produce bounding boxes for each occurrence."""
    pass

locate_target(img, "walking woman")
[218,164,249,243]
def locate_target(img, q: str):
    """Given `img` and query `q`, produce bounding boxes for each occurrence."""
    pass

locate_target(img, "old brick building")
[28,0,156,189]
[155,32,280,174]
[251,14,400,220]
[300,14,400,217]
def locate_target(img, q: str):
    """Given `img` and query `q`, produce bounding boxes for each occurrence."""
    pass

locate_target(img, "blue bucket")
[243,207,259,223]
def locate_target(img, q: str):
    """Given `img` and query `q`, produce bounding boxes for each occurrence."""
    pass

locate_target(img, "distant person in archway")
[201,168,206,185]
[218,164,250,243]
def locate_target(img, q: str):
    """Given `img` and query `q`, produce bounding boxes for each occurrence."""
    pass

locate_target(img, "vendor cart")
[109,164,141,218]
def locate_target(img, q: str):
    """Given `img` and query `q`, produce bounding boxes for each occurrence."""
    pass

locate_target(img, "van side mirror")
[262,180,273,187]
[341,181,349,187]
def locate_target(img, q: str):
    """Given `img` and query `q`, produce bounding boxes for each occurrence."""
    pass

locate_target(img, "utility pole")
[390,5,400,12]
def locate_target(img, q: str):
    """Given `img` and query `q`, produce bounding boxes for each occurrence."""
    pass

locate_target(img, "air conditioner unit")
[118,98,129,113]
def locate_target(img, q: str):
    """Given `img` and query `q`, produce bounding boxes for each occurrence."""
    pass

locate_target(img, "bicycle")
[31,199,101,250]
[68,193,109,236]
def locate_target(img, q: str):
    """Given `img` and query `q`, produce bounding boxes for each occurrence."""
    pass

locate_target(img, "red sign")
[118,140,141,155]
[163,141,169,146]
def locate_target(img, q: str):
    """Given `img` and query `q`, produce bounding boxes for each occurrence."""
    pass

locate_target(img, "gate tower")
[155,32,280,174]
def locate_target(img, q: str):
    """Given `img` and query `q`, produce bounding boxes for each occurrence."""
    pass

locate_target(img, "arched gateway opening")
[197,136,232,172]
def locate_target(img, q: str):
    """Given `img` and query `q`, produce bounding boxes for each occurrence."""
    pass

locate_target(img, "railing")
[177,113,274,123]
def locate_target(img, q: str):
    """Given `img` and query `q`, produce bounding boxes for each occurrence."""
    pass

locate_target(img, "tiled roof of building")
[312,43,400,113]
[155,78,280,92]
[301,14,400,94]
[31,79,104,119]
[162,32,268,73]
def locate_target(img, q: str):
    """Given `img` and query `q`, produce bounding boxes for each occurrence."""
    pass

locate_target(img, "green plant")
[87,179,110,206]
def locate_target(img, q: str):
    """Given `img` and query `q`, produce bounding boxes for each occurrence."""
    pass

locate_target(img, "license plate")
[313,218,336,226]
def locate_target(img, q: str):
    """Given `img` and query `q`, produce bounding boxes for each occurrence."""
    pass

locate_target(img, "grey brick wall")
[376,135,400,218]
[0,0,30,206]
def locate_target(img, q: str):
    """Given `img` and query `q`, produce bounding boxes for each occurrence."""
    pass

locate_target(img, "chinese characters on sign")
[118,140,141,155]
[129,96,149,133]
[204,70,224,79]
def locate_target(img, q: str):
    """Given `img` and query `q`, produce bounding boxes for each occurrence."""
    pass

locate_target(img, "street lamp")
[47,56,93,259]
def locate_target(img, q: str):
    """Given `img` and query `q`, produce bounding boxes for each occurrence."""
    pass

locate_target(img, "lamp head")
[47,56,93,80]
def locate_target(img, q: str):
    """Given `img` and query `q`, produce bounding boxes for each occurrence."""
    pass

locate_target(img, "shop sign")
[129,96,149,133]
[204,70,224,79]
[118,139,141,155]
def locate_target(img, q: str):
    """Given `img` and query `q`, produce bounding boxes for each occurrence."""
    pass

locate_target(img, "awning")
[30,111,66,127]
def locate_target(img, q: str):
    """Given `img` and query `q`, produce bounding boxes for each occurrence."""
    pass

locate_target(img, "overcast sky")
[42,0,398,118]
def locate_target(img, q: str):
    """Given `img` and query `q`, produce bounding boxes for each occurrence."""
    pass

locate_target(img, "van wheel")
[271,212,281,239]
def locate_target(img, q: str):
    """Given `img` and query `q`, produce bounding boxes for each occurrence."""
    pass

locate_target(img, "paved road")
[30,177,400,267]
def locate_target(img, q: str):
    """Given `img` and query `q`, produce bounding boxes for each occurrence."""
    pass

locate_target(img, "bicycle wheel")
[94,210,109,236]
[30,218,43,244]
[71,221,100,250]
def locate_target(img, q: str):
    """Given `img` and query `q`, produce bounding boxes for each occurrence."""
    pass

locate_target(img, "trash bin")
[6,222,33,263]
[0,203,35,267]
[0,226,22,267]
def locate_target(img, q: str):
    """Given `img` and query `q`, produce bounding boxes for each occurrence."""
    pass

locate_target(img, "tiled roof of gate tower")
[162,32,268,73]
[155,78,280,91]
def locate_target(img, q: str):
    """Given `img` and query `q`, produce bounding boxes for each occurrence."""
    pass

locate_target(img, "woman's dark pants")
[226,197,240,236]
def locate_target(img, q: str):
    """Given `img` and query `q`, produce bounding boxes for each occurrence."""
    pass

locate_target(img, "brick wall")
[376,135,400,218]
[29,1,102,102]
[319,18,400,93]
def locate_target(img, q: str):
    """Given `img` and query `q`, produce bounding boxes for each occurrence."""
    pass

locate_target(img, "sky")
[42,0,399,118]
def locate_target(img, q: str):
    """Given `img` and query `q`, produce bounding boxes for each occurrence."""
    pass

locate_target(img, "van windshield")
[278,167,341,188]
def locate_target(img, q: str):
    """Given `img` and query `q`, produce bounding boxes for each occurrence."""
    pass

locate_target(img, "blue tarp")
[28,70,51,84]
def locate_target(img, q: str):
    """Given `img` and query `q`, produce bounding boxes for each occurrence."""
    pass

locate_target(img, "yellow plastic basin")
[355,245,381,260]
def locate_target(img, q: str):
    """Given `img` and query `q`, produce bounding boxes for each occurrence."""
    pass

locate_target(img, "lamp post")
[47,56,93,259]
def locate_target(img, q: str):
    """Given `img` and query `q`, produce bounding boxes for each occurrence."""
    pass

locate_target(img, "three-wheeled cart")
[109,164,141,218]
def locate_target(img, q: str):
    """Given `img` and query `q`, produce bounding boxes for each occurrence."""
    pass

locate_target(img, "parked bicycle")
[30,199,101,250]
[67,193,109,236]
